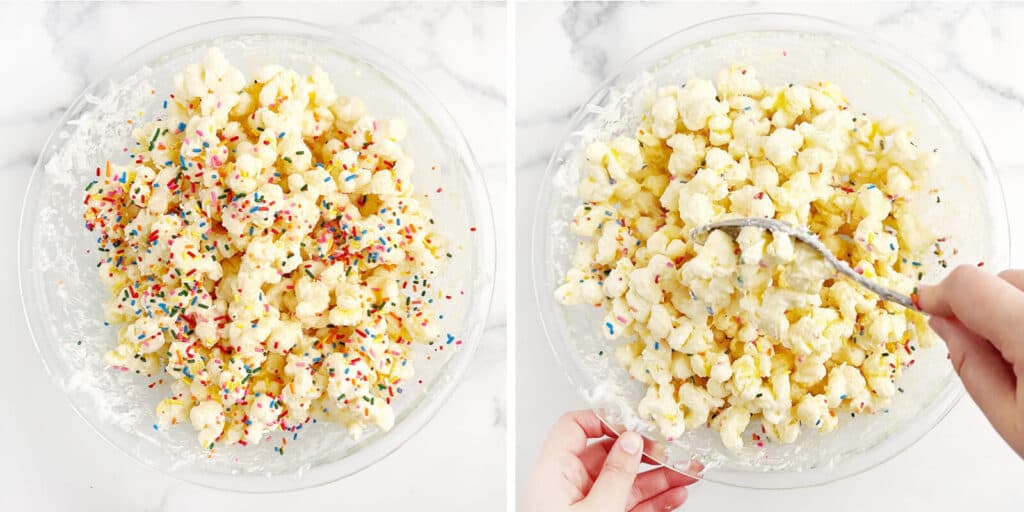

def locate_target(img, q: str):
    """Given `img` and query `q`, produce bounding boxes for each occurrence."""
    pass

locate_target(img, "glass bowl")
[533,13,1010,489]
[19,17,495,492]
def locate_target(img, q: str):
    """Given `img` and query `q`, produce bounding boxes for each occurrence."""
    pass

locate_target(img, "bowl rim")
[18,15,496,493]
[532,11,1009,489]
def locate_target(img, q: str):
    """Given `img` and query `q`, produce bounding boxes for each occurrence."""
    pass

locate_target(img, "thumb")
[582,431,643,510]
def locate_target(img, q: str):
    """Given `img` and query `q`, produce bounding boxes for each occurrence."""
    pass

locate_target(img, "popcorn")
[556,65,937,450]
[83,48,448,448]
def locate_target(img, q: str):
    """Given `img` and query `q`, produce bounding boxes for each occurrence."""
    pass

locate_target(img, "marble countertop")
[0,2,505,510]
[516,2,1024,511]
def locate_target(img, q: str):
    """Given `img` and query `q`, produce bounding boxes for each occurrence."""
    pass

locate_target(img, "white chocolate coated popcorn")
[84,49,450,449]
[558,65,941,450]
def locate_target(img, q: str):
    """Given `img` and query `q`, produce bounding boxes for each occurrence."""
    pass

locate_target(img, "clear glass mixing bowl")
[19,17,495,492]
[533,13,1010,489]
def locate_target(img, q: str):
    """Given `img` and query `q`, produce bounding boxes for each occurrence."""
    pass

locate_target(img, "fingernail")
[619,431,642,454]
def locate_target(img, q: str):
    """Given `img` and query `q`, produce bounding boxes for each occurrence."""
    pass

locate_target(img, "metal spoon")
[690,217,917,310]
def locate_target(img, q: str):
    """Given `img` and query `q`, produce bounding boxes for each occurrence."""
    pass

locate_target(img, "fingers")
[578,438,616,482]
[602,429,680,466]
[581,431,644,510]
[543,410,611,457]
[630,487,689,512]
[997,269,1024,291]
[928,316,1018,441]
[625,467,699,509]
[917,265,1024,365]
[596,417,643,441]
[580,438,685,485]
[523,452,588,510]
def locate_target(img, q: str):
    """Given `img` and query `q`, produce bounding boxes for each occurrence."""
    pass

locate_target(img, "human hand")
[918,265,1024,458]
[522,410,698,512]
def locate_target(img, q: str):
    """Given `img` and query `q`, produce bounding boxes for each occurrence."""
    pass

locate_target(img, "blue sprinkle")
[605,322,615,335]
[345,174,357,182]
[177,122,186,132]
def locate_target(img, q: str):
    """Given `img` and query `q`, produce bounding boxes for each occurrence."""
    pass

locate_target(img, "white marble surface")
[516,2,1024,511]
[0,2,505,510]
